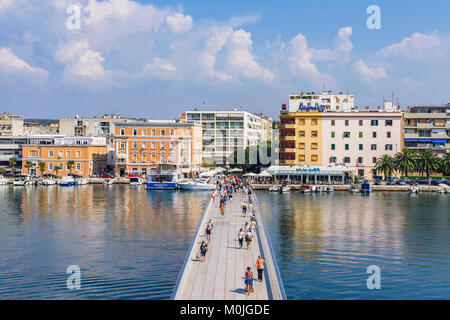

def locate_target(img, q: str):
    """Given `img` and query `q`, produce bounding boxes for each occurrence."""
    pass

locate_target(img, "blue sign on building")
[297,103,325,112]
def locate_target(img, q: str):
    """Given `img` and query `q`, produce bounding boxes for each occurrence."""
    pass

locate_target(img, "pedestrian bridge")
[171,190,286,300]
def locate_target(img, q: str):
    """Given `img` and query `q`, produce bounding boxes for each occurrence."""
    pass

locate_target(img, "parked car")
[436,178,449,185]
[430,179,439,186]
[99,172,113,178]
[387,179,397,185]
[68,173,83,179]
[375,179,382,185]
[43,173,57,178]
[397,179,406,185]
[406,179,418,185]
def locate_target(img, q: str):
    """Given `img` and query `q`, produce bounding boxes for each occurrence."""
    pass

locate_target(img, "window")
[141,142,146,149]
[298,119,305,125]
[345,120,349,126]
[76,163,81,171]
[331,144,335,150]
[142,129,147,136]
[48,150,54,157]
[330,157,336,163]
[151,153,156,162]
[387,131,391,138]
[359,144,363,150]
[299,143,305,149]
[299,130,305,137]
[331,131,335,138]
[161,129,166,136]
[331,120,335,126]
[76,151,81,158]
[120,141,125,149]
[357,157,363,164]
[311,119,318,125]
[373,157,377,164]
[311,143,318,149]
[170,142,175,149]
[120,129,125,136]
[161,142,165,149]
[344,157,351,163]
[345,144,349,150]
[132,153,137,162]
[311,131,318,137]
[66,150,70,158]
[133,129,137,136]
[343,132,350,138]
[58,150,63,158]
[142,153,147,162]
[132,142,137,149]
[299,155,305,161]
[385,144,393,151]
[151,129,156,136]
[30,150,38,157]
[170,129,175,136]
[373,132,377,138]
[359,120,363,126]
[385,120,393,126]
[311,155,318,162]
[151,142,156,149]
[371,144,377,150]
[359,132,363,138]
[371,120,378,126]
[160,152,166,162]
[49,163,53,170]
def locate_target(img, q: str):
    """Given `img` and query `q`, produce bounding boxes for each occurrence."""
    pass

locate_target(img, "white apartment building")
[286,90,355,113]
[0,113,24,136]
[181,110,270,163]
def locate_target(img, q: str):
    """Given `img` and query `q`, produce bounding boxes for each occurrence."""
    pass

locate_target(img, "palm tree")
[438,153,450,177]
[25,160,34,174]
[9,157,17,172]
[38,161,46,176]
[54,165,61,177]
[375,154,396,180]
[416,150,440,179]
[0,167,5,176]
[67,160,75,174]
[394,148,417,178]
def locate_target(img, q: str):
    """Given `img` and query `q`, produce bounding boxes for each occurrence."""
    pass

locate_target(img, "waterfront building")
[113,121,202,177]
[0,136,28,172]
[0,113,24,136]
[21,136,107,177]
[267,165,350,184]
[286,90,355,113]
[280,93,403,179]
[403,104,450,157]
[24,120,59,135]
[181,110,270,163]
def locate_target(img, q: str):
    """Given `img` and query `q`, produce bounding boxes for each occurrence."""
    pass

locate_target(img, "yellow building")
[279,111,322,166]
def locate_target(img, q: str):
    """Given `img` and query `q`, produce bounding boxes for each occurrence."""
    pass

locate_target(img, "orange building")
[21,136,107,177]
[114,121,202,177]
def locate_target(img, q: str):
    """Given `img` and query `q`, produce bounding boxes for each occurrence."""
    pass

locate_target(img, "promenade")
[171,190,285,300]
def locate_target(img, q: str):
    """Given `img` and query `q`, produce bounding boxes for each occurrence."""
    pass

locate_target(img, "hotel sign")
[295,168,320,172]
[297,104,325,112]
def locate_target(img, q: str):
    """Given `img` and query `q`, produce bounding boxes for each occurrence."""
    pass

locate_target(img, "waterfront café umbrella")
[229,168,243,173]
[199,170,216,177]
[258,170,272,177]
[243,172,258,177]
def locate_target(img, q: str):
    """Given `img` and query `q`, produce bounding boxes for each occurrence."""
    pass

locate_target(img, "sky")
[0,0,449,120]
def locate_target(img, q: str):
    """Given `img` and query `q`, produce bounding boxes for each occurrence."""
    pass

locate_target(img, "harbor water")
[0,185,448,299]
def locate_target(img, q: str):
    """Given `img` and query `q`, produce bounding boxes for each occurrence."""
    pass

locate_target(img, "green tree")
[8,157,17,170]
[38,161,46,176]
[375,154,396,180]
[0,167,5,176]
[438,153,450,177]
[54,165,61,177]
[67,160,75,174]
[394,148,417,178]
[25,160,34,174]
[416,150,440,179]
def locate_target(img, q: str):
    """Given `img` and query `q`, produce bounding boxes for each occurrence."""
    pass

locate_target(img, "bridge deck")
[172,190,285,300]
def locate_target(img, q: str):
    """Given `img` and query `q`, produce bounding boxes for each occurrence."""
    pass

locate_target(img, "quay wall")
[251,184,446,193]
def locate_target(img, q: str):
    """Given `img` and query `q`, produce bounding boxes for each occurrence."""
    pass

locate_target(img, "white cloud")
[352,59,387,82]
[166,13,193,33]
[286,33,335,87]
[141,57,178,80]
[310,26,353,62]
[335,26,353,53]
[378,32,446,60]
[0,47,48,79]
[223,29,275,84]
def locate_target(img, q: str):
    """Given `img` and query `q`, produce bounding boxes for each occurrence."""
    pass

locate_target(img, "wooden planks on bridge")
[172,190,285,300]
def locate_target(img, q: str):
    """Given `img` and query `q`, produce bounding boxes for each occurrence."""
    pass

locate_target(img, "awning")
[405,139,418,142]
[432,139,447,143]
[418,139,431,143]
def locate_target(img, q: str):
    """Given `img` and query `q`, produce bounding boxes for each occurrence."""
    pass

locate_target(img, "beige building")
[24,121,59,135]
[0,113,24,136]
[58,114,139,137]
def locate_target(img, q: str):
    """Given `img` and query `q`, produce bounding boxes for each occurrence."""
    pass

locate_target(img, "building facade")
[0,136,28,172]
[403,104,450,157]
[280,95,403,179]
[286,91,355,113]
[24,121,59,135]
[0,113,24,136]
[181,110,270,163]
[21,136,107,177]
[114,121,202,177]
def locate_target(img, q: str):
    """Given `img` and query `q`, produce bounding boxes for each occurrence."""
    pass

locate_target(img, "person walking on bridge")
[241,201,247,217]
[200,240,208,262]
[245,267,254,295]
[256,255,265,282]
[238,228,245,249]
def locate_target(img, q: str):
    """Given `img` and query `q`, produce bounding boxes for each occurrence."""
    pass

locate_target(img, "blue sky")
[0,0,449,119]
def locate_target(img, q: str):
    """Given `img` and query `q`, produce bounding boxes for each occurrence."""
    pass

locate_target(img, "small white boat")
[325,186,334,193]
[409,187,419,194]
[311,186,322,193]
[269,185,279,192]
[59,175,76,186]
[13,178,30,186]
[349,185,359,193]
[129,177,144,186]
[76,179,88,185]
[0,177,9,185]
[300,185,311,193]
[178,179,216,191]
[280,186,290,192]
[104,179,113,185]
[42,179,56,186]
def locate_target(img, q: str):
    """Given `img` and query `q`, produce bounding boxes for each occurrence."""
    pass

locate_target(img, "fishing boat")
[59,175,76,186]
[178,179,216,191]
[300,184,311,193]
[129,177,144,186]
[146,171,179,190]
[360,180,372,194]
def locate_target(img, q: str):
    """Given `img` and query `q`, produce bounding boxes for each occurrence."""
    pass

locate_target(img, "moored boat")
[42,179,57,186]
[360,180,372,194]
[76,178,88,185]
[300,184,311,193]
[146,171,179,190]
[178,179,215,191]
[0,177,9,185]
[129,177,144,186]
[59,175,76,186]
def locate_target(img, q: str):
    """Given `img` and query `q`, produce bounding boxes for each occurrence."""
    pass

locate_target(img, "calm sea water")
[0,185,448,299]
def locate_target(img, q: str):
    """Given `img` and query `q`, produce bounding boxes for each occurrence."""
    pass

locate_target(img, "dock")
[171,190,286,300]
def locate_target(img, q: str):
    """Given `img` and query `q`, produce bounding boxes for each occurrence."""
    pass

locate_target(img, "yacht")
[13,176,31,186]
[178,179,216,191]
[42,179,57,186]
[59,175,76,186]
[129,177,144,186]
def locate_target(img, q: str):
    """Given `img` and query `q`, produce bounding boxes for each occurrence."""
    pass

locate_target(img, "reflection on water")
[0,185,210,299]
[257,191,450,299]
